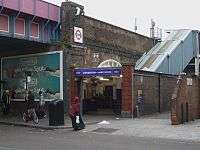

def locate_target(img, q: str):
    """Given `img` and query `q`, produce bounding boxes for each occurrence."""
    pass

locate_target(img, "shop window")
[31,22,39,38]
[15,18,25,36]
[0,14,9,32]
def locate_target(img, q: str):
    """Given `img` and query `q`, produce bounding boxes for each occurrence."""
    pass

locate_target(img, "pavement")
[0,111,200,143]
[0,111,118,130]
[82,112,200,143]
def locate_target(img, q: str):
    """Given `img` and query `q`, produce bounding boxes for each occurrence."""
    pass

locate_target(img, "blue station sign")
[74,67,122,77]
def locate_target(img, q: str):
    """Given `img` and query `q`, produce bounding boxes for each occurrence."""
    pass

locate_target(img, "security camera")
[76,7,81,16]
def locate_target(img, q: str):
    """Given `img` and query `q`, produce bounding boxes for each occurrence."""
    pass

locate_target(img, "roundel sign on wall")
[74,27,83,44]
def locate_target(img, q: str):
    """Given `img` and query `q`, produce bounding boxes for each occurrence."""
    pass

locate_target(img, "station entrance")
[74,67,122,116]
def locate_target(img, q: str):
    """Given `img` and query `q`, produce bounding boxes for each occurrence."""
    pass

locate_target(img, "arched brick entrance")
[69,64,135,117]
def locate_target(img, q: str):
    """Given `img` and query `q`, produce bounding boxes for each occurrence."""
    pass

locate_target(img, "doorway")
[74,67,122,116]
[80,76,122,115]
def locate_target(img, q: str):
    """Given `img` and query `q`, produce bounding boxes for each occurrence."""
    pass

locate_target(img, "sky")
[45,0,200,38]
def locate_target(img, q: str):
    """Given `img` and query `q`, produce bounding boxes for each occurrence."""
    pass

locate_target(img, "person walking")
[2,90,11,115]
[23,91,38,124]
[136,93,144,117]
[69,96,85,131]
[37,90,46,119]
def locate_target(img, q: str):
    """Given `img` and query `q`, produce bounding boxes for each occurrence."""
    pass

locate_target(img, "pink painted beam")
[1,0,60,22]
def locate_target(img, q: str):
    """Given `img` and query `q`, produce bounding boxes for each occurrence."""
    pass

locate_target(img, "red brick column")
[171,75,200,125]
[171,95,179,125]
[69,66,78,105]
[171,75,182,125]
[121,64,134,117]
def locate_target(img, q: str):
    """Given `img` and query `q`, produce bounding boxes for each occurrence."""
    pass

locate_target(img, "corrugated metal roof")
[136,29,197,75]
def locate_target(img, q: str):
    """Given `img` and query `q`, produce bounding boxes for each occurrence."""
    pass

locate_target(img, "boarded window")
[0,15,9,32]
[31,22,39,38]
[15,18,25,36]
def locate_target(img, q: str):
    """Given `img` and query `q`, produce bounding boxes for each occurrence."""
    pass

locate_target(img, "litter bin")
[49,99,64,126]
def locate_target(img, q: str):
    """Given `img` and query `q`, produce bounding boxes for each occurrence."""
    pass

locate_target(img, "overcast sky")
[45,0,200,38]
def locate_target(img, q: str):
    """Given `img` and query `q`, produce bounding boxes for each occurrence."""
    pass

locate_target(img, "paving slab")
[83,113,200,143]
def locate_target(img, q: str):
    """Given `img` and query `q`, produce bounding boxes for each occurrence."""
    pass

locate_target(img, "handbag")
[76,116,80,124]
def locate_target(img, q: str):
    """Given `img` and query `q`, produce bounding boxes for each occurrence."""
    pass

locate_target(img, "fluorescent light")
[99,77,109,81]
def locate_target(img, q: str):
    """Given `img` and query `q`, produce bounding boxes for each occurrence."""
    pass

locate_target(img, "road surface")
[0,125,199,150]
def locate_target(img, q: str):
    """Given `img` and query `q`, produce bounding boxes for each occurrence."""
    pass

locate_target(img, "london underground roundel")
[74,27,83,44]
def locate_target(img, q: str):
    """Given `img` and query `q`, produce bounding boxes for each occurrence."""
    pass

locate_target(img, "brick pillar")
[171,75,182,125]
[121,64,134,117]
[171,96,179,125]
[61,2,84,44]
[69,66,78,106]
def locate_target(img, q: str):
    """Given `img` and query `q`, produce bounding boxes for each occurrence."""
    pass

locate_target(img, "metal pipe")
[158,74,161,113]
[133,72,178,78]
[15,0,21,20]
[31,16,36,22]
[195,31,199,76]
[131,71,134,119]
[80,78,84,116]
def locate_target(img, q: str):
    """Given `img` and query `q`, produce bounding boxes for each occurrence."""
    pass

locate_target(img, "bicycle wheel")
[22,113,28,122]
[33,111,39,124]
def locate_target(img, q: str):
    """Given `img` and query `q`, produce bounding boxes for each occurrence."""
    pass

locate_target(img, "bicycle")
[22,108,39,124]
[22,91,39,124]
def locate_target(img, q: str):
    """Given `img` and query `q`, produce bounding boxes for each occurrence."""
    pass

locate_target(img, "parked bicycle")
[22,108,38,124]
[22,91,38,124]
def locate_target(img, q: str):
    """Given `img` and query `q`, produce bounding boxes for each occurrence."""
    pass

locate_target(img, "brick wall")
[160,75,178,112]
[171,75,200,125]
[60,2,154,69]
[121,64,134,117]
[133,71,177,115]
[84,16,154,54]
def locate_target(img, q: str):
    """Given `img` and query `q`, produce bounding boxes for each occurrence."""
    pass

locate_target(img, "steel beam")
[15,0,21,19]
[44,20,50,28]
[52,22,61,41]
[0,0,4,14]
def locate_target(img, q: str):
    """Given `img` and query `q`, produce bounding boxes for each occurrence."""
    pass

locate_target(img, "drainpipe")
[132,72,134,119]
[195,31,199,76]
[158,74,161,113]
[80,78,84,116]
[167,54,170,74]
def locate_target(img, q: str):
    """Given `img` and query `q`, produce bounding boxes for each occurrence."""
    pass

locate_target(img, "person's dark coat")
[69,96,80,117]
[2,90,11,115]
[69,97,85,131]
